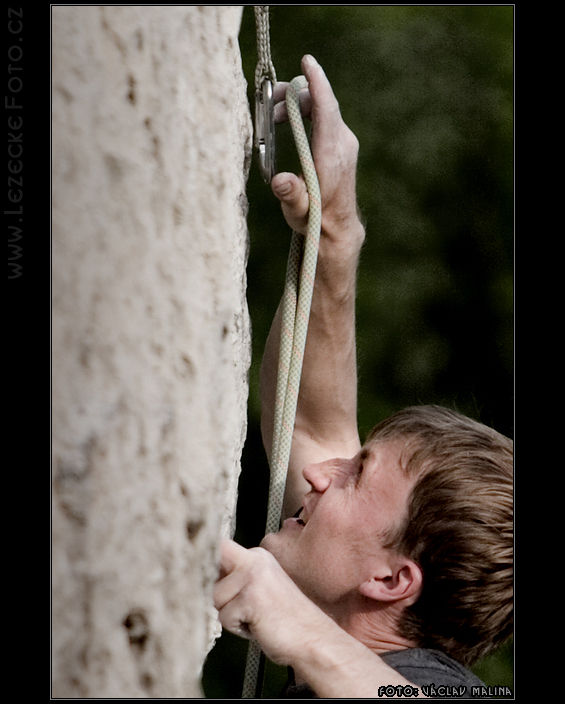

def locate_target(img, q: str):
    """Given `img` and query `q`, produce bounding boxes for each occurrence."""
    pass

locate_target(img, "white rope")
[242,8,322,698]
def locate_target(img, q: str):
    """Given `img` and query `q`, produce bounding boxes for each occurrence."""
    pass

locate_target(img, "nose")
[302,458,344,493]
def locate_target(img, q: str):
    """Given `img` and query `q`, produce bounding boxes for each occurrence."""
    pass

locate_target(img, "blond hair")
[367,405,513,666]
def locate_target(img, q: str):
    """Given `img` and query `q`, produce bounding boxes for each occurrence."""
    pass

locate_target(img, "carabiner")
[255,78,276,183]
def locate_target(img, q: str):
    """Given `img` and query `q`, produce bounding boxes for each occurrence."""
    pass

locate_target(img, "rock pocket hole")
[123,609,149,652]
[186,519,203,541]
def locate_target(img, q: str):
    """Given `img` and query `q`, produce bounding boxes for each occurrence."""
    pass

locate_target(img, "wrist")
[286,606,342,676]
[315,220,364,303]
[318,217,365,286]
[320,215,365,253]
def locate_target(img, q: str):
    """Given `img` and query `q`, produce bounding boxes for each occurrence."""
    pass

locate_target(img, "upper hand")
[271,55,364,250]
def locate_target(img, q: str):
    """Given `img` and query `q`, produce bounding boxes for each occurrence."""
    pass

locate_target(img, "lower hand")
[214,539,327,666]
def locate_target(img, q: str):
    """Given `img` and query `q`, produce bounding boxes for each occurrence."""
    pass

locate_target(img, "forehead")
[362,437,406,470]
[360,439,415,507]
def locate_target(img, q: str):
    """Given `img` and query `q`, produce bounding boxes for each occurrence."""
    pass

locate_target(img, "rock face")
[51,6,251,697]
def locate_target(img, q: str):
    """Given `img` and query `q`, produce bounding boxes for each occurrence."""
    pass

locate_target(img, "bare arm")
[260,55,364,517]
[292,625,427,698]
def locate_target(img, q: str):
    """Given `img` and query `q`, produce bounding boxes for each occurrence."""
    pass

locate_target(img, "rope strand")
[243,8,321,698]
[254,6,277,90]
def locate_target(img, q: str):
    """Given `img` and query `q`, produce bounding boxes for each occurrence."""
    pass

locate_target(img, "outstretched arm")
[260,55,364,518]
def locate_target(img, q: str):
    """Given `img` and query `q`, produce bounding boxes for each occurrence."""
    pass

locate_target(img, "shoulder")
[281,649,487,699]
[381,648,486,689]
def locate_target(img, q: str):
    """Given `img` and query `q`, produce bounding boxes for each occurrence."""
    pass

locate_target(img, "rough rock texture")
[52,6,251,697]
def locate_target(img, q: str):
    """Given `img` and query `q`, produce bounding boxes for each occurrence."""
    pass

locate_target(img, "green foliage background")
[203,5,513,698]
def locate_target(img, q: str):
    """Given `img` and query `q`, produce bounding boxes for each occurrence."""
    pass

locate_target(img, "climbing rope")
[243,74,321,700]
[264,74,322,540]
[242,8,322,699]
[254,6,277,89]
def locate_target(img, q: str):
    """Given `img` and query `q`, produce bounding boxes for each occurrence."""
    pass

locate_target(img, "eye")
[356,461,364,480]
[355,450,368,485]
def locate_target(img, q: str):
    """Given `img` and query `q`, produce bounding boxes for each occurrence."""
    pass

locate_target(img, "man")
[214,55,513,698]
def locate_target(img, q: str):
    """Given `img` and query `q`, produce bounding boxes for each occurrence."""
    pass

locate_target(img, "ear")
[359,559,423,606]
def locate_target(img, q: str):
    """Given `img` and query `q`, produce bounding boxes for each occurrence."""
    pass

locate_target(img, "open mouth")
[293,506,307,526]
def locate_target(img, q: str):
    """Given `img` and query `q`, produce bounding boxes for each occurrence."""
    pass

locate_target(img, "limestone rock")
[52,6,252,697]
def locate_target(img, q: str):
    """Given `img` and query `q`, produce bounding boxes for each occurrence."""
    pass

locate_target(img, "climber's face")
[260,439,415,614]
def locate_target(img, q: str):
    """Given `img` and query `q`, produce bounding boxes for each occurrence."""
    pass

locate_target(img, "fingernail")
[302,54,319,70]
[276,180,292,197]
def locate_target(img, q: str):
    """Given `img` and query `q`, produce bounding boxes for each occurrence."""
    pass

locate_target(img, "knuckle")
[248,546,273,564]
[248,547,278,577]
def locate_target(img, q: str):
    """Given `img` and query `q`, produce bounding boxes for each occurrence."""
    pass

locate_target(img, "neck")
[332,595,417,655]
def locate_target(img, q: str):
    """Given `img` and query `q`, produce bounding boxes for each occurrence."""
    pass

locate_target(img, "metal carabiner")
[255,78,276,183]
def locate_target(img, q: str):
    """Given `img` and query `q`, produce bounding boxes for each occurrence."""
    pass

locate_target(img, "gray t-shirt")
[282,647,486,698]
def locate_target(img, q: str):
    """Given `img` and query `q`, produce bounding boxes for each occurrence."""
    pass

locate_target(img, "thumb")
[271,172,309,231]
[218,538,247,578]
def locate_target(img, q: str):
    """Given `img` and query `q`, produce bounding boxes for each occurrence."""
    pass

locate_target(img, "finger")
[213,568,246,611]
[272,172,308,205]
[271,173,310,225]
[273,100,288,125]
[216,598,254,640]
[301,54,342,134]
[218,538,248,577]
[273,81,290,102]
[273,91,312,124]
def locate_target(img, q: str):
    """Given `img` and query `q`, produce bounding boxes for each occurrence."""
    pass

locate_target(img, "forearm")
[289,608,425,698]
[295,226,364,443]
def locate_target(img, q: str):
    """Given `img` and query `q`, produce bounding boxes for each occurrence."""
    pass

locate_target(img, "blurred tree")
[203,6,513,697]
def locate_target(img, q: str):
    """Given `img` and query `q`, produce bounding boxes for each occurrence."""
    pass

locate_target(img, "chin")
[259,530,279,553]
[260,531,295,575]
